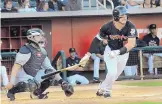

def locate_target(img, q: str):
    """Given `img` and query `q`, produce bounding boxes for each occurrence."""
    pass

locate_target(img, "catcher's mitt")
[61,81,74,97]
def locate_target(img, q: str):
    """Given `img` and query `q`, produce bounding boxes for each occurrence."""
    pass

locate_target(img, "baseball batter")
[79,6,137,98]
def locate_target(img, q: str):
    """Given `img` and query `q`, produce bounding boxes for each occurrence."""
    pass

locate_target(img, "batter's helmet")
[112,6,128,21]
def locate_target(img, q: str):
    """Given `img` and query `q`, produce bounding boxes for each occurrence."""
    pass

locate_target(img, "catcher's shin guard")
[7,80,39,101]
[7,82,28,101]
[31,79,51,99]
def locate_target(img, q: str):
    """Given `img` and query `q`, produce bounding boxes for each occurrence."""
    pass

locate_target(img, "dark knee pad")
[8,82,27,94]
[34,79,52,95]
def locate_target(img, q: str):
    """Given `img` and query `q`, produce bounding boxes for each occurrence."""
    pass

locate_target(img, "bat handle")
[41,71,61,79]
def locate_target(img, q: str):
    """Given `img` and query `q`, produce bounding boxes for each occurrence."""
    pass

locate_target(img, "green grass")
[123,81,162,87]
[116,102,162,104]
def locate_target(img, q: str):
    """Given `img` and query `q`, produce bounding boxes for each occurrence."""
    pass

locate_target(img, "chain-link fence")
[1,52,16,75]
[120,46,162,80]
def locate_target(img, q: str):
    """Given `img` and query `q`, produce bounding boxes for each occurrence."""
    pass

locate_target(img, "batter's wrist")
[86,52,91,57]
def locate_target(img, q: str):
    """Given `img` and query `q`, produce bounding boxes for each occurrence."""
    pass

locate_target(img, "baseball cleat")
[93,78,101,83]
[103,92,111,98]
[38,92,49,99]
[96,89,104,96]
[7,92,15,101]
[30,92,49,99]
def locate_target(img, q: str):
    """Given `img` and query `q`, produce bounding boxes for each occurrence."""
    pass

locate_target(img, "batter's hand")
[108,50,120,58]
[79,53,91,67]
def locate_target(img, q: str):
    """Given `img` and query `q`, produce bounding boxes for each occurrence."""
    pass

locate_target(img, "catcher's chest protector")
[23,44,46,77]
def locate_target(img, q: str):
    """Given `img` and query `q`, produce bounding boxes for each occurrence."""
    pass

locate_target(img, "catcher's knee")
[26,79,40,92]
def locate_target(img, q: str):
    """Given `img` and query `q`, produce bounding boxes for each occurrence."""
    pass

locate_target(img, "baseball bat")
[41,60,87,79]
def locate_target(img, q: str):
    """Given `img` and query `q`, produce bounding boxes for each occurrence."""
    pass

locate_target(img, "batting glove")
[108,50,120,58]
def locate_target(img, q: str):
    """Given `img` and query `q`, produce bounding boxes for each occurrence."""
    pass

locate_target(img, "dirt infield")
[1,79,162,104]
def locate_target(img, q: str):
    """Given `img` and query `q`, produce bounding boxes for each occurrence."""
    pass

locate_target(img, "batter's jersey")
[89,21,137,53]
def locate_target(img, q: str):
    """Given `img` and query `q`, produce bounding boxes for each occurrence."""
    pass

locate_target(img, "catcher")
[5,28,74,101]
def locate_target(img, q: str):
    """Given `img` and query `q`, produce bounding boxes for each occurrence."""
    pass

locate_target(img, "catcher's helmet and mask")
[26,28,46,48]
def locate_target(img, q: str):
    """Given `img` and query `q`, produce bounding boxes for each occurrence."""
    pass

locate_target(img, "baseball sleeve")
[89,23,109,53]
[15,52,31,66]
[99,23,109,39]
[127,23,138,38]
[15,45,31,66]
